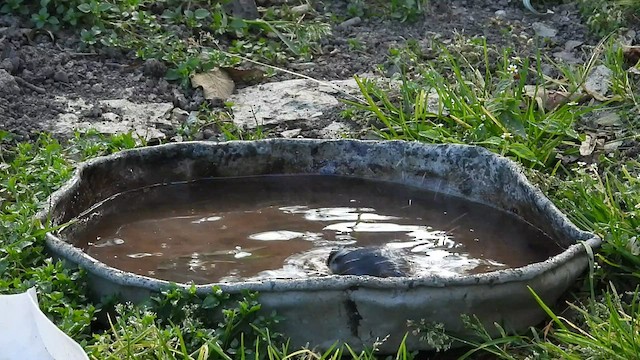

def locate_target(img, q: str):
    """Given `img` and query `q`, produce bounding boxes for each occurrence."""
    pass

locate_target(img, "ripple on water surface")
[68,175,563,284]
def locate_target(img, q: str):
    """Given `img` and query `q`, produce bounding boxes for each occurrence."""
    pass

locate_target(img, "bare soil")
[0,1,611,141]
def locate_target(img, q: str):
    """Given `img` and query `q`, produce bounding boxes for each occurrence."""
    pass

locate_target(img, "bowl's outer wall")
[43,139,600,352]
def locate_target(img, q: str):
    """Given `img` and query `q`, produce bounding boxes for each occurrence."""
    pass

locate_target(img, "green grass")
[577,0,640,36]
[87,285,282,359]
[0,132,96,341]
[340,28,640,359]
[531,283,640,359]
[345,37,637,172]
[547,162,640,287]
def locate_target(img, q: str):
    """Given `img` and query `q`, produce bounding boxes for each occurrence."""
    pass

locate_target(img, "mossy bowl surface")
[42,139,600,352]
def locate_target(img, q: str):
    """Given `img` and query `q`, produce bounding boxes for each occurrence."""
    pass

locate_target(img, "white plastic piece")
[0,288,89,360]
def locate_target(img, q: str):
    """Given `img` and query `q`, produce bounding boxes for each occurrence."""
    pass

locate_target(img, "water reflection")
[76,175,561,283]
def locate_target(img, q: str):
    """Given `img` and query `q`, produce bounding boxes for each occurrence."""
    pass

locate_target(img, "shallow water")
[70,175,563,283]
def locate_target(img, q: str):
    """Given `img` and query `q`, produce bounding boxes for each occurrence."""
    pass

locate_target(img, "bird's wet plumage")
[327,247,409,277]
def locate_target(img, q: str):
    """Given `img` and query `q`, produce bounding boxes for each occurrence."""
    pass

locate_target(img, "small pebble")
[281,128,302,138]
[290,4,312,15]
[0,58,16,74]
[0,69,20,95]
[339,17,361,29]
[91,83,103,92]
[21,69,33,79]
[170,108,189,123]
[532,22,558,38]
[157,79,169,93]
[172,89,188,109]
[564,40,583,51]
[53,70,69,83]
[40,66,54,79]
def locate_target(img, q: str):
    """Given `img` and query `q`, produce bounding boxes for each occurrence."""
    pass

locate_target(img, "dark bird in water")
[326,247,409,278]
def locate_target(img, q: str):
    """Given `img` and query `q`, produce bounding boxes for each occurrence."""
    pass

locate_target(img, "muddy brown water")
[69,175,563,284]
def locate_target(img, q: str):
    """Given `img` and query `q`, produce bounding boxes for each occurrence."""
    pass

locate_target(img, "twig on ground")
[68,52,100,57]
[104,62,129,68]
[14,76,46,94]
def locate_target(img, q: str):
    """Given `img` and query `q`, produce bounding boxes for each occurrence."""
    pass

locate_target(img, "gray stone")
[0,58,16,73]
[280,128,302,138]
[91,83,103,92]
[0,69,20,95]
[53,70,69,83]
[229,78,362,129]
[319,122,351,139]
[170,108,189,123]
[553,51,580,64]
[604,140,623,153]
[621,29,636,46]
[290,4,312,15]
[338,17,361,28]
[532,22,558,38]
[40,66,54,79]
[584,65,613,99]
[157,79,169,93]
[21,69,33,80]
[564,40,583,51]
[52,97,175,141]
[590,111,622,127]
[172,88,188,109]
[494,10,507,18]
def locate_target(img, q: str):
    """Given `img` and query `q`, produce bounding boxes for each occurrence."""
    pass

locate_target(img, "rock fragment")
[0,69,20,95]
[532,22,558,38]
[53,70,69,83]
